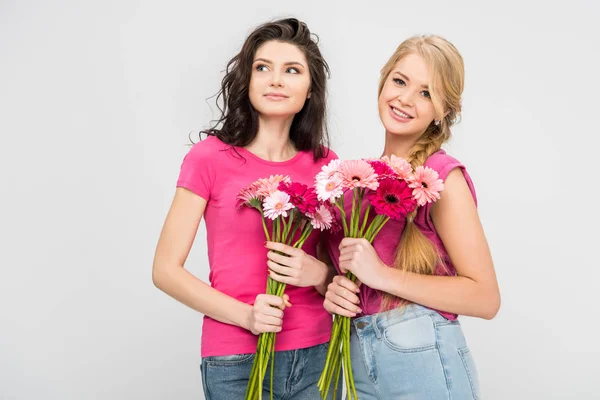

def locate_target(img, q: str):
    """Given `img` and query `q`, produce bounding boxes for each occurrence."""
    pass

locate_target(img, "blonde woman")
[324,35,500,399]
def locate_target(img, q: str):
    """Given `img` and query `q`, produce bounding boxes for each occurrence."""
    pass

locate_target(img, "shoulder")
[424,149,466,180]
[425,149,478,206]
[184,135,229,161]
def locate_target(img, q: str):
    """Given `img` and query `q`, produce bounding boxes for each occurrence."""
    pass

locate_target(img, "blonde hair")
[378,35,465,311]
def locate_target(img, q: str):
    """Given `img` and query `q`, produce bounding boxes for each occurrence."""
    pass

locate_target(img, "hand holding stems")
[265,241,329,289]
[246,293,292,336]
[323,275,362,318]
[337,237,388,290]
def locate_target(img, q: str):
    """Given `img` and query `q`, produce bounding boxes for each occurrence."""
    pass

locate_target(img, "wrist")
[237,303,253,331]
[375,263,394,293]
[377,264,407,296]
[314,260,331,295]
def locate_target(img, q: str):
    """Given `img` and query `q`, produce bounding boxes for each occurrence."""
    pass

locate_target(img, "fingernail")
[357,308,362,313]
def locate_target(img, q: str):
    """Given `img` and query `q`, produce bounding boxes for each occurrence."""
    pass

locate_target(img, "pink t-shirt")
[326,150,477,321]
[176,135,338,357]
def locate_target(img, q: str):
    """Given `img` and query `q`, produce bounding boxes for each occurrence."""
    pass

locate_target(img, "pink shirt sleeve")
[176,138,217,200]
[418,150,478,232]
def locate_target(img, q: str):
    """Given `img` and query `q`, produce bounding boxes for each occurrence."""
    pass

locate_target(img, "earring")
[434,120,440,126]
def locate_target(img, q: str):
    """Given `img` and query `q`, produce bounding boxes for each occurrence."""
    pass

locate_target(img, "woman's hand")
[265,241,328,288]
[246,293,292,335]
[338,238,387,290]
[323,275,362,317]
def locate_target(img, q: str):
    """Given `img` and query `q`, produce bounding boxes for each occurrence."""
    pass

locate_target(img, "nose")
[397,90,414,107]
[270,70,284,88]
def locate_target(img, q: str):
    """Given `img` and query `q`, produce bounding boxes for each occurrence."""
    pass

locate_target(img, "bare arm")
[152,187,289,334]
[338,169,500,320]
[377,169,501,319]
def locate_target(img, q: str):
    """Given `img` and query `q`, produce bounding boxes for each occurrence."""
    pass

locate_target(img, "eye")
[286,67,300,74]
[421,90,431,99]
[255,64,269,72]
[393,78,406,86]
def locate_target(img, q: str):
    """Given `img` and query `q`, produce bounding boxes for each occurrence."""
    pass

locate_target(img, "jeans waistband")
[352,304,441,337]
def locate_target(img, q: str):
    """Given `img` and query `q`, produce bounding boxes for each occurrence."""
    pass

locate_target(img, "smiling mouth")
[390,106,413,119]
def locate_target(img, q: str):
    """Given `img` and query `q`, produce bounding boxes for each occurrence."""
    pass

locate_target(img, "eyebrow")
[394,71,429,89]
[253,58,306,68]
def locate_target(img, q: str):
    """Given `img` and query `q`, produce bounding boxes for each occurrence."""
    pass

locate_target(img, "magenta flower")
[366,159,397,179]
[367,177,417,220]
[409,166,444,206]
[338,160,379,190]
[278,181,319,215]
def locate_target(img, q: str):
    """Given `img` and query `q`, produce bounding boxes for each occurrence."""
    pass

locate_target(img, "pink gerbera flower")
[309,204,334,231]
[381,155,413,180]
[236,182,262,210]
[256,175,292,198]
[367,177,417,220]
[316,159,342,181]
[409,166,444,206]
[278,181,319,215]
[262,191,294,220]
[338,160,379,190]
[315,175,344,203]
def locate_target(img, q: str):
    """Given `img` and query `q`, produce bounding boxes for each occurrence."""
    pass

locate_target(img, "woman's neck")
[245,115,297,162]
[381,130,418,159]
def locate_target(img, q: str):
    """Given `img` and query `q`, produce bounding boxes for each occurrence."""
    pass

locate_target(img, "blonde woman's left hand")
[338,238,387,290]
[266,241,328,288]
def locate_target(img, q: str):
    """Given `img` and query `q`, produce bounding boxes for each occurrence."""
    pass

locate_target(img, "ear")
[307,91,312,99]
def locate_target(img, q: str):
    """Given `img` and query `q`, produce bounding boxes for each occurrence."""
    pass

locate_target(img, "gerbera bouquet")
[236,175,335,400]
[316,155,444,400]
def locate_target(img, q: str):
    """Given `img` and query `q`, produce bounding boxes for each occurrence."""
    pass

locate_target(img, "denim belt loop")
[372,315,383,340]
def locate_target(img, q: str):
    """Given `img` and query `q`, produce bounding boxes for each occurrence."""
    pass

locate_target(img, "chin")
[255,104,304,117]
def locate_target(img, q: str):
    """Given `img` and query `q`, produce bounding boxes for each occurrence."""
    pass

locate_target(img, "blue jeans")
[350,304,481,399]
[201,342,341,399]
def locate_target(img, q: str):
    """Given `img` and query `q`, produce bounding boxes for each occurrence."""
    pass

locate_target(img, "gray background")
[1,0,599,398]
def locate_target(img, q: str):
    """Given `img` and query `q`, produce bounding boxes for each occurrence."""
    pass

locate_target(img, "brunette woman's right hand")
[246,293,292,335]
[323,275,362,317]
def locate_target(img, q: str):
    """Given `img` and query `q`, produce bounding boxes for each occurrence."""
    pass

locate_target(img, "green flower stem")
[286,216,302,246]
[276,217,281,243]
[355,189,365,237]
[359,204,371,238]
[292,224,312,248]
[364,214,383,240]
[270,334,276,400]
[368,216,390,242]
[318,314,342,392]
[350,189,357,237]
[261,216,271,242]
[331,339,342,400]
[341,318,351,400]
[335,201,349,236]
[282,210,294,240]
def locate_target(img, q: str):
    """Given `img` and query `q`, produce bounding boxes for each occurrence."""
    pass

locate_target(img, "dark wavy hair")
[201,18,331,160]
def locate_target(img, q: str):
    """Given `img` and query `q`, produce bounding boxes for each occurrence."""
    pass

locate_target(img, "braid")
[407,122,450,168]
[380,121,450,311]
